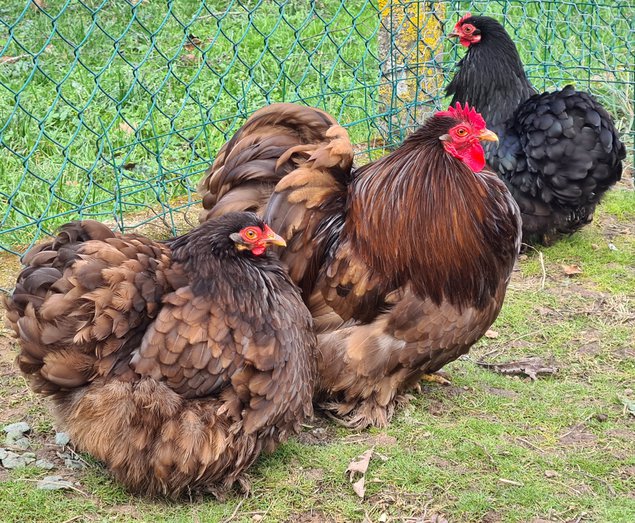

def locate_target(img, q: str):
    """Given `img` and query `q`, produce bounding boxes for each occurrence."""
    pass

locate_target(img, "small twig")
[15,478,88,497]
[576,468,617,497]
[475,346,504,361]
[489,330,544,349]
[220,498,245,523]
[544,478,583,496]
[498,478,524,487]
[515,437,545,454]
[60,516,83,523]
[522,243,546,290]
[572,512,588,523]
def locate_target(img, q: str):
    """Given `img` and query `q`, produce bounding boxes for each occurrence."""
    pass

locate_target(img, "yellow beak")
[478,129,499,142]
[265,231,287,248]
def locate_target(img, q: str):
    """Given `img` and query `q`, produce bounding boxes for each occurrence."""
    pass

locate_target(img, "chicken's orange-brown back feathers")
[4,220,172,395]
[198,103,348,222]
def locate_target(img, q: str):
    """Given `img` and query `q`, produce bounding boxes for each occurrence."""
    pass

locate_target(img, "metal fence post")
[378,0,446,144]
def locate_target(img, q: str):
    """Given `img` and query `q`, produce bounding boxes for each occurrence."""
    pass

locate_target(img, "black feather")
[447,15,625,243]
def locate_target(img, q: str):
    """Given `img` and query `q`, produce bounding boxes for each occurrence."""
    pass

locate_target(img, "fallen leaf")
[476,357,558,381]
[118,121,135,135]
[181,53,197,63]
[607,242,618,251]
[37,476,73,490]
[544,470,559,478]
[185,34,203,51]
[485,329,499,339]
[619,397,635,417]
[562,264,582,276]
[0,55,28,64]
[346,447,374,498]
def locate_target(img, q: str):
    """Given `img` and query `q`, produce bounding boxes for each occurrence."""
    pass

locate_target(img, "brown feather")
[198,103,521,429]
[5,213,316,497]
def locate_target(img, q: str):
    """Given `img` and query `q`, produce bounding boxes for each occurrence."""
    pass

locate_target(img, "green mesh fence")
[1,1,633,266]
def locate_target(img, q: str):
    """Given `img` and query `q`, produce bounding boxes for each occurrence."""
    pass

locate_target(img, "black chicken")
[446,13,625,243]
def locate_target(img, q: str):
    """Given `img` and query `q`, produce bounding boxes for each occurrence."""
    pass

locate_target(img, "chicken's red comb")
[434,102,486,130]
[456,12,473,27]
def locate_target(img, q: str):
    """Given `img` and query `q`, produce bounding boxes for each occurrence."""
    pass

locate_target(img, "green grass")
[0,0,382,248]
[1,0,633,253]
[0,3,633,517]
[0,187,634,521]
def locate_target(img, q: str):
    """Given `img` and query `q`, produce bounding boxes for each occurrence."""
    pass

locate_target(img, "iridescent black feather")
[447,15,625,243]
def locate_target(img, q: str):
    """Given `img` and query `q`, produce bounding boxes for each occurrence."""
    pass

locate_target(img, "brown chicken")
[3,212,316,498]
[199,103,522,429]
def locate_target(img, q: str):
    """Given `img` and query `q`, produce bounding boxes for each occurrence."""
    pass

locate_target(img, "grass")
[0,185,634,522]
[0,0,382,248]
[0,0,633,253]
[0,3,634,519]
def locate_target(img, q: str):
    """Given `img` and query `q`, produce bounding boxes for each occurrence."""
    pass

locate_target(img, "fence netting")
[1,0,633,265]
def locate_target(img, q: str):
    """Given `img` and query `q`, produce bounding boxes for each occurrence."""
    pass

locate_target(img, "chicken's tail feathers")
[511,87,625,208]
[198,103,352,222]
[4,221,171,397]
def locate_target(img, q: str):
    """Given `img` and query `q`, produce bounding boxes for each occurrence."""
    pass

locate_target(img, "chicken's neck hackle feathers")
[347,115,519,309]
[446,15,536,129]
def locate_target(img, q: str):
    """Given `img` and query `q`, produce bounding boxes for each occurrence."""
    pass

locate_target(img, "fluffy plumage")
[4,213,315,498]
[198,103,521,428]
[446,14,625,243]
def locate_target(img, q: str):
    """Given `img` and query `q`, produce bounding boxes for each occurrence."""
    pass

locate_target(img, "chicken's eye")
[455,127,469,137]
[463,24,474,34]
[242,228,259,241]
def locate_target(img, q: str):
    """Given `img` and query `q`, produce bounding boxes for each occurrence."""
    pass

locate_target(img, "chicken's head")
[435,103,498,172]
[449,13,480,47]
[230,221,286,256]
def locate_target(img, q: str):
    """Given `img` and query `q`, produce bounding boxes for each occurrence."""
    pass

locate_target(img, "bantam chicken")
[3,212,316,498]
[199,103,521,429]
[446,13,625,244]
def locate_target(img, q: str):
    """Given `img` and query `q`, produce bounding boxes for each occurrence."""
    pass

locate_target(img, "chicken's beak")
[448,30,459,38]
[263,226,287,247]
[478,129,499,143]
[266,232,287,247]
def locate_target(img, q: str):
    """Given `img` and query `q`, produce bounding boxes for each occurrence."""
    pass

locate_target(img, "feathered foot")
[205,473,251,501]
[421,372,452,386]
[319,394,413,430]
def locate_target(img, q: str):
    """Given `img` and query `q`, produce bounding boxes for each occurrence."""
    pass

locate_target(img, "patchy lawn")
[0,183,634,522]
